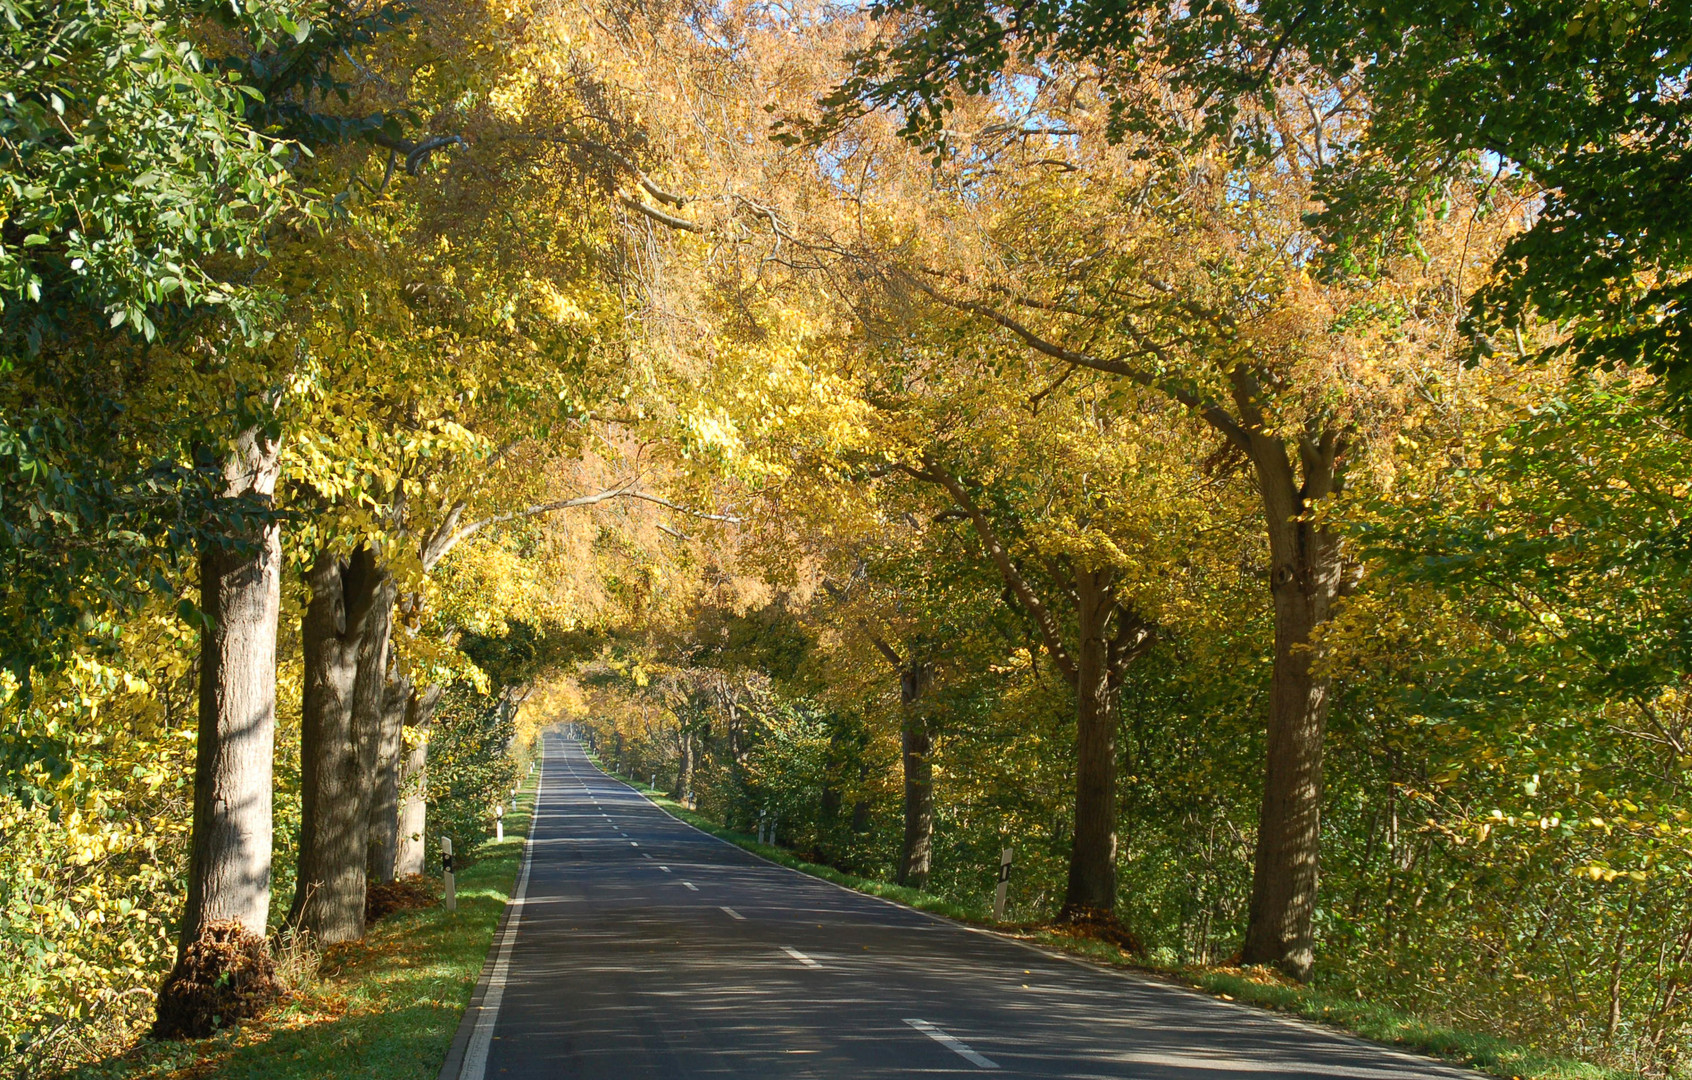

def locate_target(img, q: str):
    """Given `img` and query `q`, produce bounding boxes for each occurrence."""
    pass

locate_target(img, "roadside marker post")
[495,803,505,843]
[993,847,1013,921]
[443,837,457,911]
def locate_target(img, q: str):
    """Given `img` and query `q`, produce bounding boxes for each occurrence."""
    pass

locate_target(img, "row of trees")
[1,0,743,1068]
[4,0,1689,1073]
[529,0,1692,1072]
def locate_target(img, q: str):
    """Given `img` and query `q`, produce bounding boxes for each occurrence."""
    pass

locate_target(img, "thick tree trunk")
[365,670,407,884]
[177,429,283,949]
[1241,437,1345,980]
[896,662,934,889]
[1064,567,1119,916]
[674,727,695,805]
[287,547,383,944]
[394,685,441,877]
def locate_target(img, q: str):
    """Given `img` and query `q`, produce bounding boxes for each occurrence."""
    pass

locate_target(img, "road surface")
[440,730,1475,1080]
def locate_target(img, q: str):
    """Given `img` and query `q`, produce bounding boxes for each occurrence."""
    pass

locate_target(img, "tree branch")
[821,580,906,669]
[900,271,1253,450]
[372,132,465,175]
[420,482,739,571]
[623,490,741,522]
[620,194,702,232]
[906,456,1078,685]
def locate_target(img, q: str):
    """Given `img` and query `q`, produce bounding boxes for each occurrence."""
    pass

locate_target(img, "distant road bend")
[439,729,1477,1080]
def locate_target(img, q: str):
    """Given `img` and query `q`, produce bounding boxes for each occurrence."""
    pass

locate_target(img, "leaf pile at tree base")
[151,921,281,1041]
[1049,907,1145,955]
[364,875,438,925]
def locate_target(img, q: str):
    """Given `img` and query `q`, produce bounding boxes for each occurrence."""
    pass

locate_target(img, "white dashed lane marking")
[781,946,820,969]
[720,906,745,920]
[904,1019,998,1069]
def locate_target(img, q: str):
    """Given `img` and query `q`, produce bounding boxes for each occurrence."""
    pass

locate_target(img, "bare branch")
[372,132,466,175]
[620,194,702,232]
[423,481,638,570]
[421,482,738,571]
[623,490,741,522]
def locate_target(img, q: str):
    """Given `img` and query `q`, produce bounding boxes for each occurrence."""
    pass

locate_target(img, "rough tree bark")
[287,547,384,943]
[177,428,284,948]
[896,661,934,889]
[1067,567,1120,916]
[394,685,442,877]
[365,671,408,884]
[1239,431,1346,981]
[673,725,695,805]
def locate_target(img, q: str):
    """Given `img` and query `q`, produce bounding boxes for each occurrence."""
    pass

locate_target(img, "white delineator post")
[443,837,456,911]
[495,803,505,843]
[993,847,1013,921]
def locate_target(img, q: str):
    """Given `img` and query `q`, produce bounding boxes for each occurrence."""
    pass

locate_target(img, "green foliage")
[1,0,300,341]
[0,605,197,1077]
[425,686,527,869]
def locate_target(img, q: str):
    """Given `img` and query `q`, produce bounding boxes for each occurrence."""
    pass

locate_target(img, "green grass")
[1184,970,1627,1080]
[66,768,541,1080]
[606,768,1631,1080]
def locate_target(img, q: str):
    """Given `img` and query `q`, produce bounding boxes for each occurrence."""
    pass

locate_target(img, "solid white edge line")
[456,741,544,1080]
[904,1018,999,1069]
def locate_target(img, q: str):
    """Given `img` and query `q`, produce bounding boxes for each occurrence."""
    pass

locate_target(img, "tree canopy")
[2,0,1690,1075]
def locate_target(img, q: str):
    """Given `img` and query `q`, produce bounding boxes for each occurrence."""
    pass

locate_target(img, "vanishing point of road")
[439,729,1477,1080]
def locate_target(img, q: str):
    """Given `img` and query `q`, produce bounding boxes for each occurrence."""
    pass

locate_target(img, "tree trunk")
[1064,567,1119,916]
[365,671,408,884]
[1241,437,1345,980]
[674,726,695,806]
[394,685,441,877]
[177,428,283,949]
[287,547,383,944]
[896,662,934,889]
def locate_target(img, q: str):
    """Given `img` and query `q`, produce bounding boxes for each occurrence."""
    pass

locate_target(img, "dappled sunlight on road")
[457,731,1474,1080]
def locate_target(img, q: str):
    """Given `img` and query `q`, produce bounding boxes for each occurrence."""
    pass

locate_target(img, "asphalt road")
[443,729,1476,1080]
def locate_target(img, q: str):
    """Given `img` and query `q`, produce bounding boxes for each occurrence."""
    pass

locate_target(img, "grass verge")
[609,770,1627,1080]
[65,768,540,1080]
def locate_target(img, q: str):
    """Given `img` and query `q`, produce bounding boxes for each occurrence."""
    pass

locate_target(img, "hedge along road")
[439,729,1479,1080]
